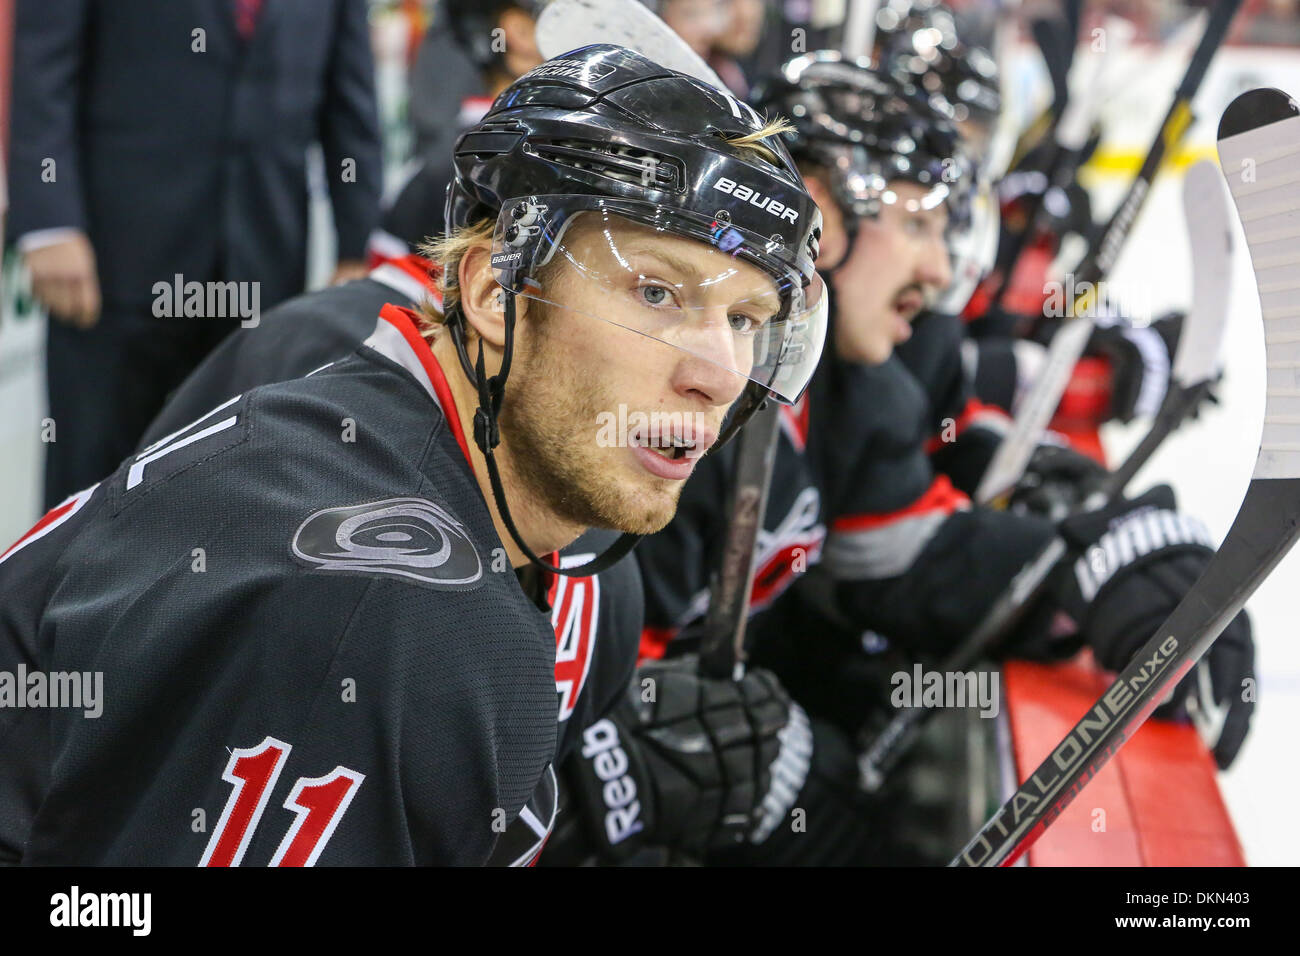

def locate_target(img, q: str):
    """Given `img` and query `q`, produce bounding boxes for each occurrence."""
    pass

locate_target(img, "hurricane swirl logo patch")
[292,497,483,588]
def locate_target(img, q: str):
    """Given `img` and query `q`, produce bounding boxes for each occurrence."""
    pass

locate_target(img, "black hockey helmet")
[447,46,821,284]
[443,44,826,575]
[872,0,1001,130]
[753,51,970,224]
[754,51,989,312]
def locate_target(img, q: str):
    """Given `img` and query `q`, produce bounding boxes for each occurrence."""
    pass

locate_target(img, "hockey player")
[885,0,1194,464]
[0,44,826,865]
[549,53,1253,867]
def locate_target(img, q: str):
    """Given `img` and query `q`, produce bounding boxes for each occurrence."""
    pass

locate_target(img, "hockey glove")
[1009,441,1109,521]
[550,656,807,863]
[1049,484,1256,768]
[1087,311,1184,424]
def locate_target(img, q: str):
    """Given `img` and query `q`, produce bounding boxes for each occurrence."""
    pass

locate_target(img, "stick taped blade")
[1174,159,1233,387]
[1216,88,1300,480]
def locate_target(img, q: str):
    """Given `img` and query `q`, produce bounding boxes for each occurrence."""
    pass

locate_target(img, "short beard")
[495,307,683,537]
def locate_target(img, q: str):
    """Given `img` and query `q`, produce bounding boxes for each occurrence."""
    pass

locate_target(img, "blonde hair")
[724,115,795,167]
[420,114,796,341]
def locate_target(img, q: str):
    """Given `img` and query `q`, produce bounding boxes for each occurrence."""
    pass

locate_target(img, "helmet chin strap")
[445,291,639,577]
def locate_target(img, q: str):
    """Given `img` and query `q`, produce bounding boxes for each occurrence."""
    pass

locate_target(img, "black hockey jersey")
[139,271,641,768]
[0,307,567,866]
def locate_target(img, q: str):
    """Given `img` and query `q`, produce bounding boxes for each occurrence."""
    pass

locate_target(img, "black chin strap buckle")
[473,406,499,452]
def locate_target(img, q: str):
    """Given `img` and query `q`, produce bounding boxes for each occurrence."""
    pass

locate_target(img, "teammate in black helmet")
[756,49,1251,760]
[0,44,825,866]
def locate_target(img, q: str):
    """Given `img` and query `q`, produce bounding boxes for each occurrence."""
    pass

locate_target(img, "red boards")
[1002,653,1245,866]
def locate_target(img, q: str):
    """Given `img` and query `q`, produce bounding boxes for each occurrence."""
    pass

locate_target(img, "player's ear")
[457,243,521,349]
[801,172,847,267]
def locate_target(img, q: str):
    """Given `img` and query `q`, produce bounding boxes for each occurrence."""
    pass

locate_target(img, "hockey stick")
[952,88,1300,867]
[840,0,880,61]
[699,402,782,679]
[973,0,1242,507]
[858,158,1236,791]
[536,0,728,90]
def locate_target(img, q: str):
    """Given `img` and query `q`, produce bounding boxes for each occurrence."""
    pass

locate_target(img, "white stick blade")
[1174,159,1234,387]
[1216,89,1300,480]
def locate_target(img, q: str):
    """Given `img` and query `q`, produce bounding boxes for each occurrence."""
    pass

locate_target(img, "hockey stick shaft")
[698,401,782,680]
[973,0,1241,506]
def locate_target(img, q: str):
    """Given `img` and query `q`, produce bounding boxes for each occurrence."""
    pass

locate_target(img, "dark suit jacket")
[7,0,382,310]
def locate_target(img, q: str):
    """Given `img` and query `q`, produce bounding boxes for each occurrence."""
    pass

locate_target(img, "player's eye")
[728,312,760,335]
[638,283,679,309]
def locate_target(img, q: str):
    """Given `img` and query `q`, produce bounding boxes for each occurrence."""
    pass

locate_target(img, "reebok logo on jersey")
[292,497,483,588]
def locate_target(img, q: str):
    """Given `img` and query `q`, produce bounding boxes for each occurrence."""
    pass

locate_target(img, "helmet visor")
[935,175,996,316]
[490,194,827,405]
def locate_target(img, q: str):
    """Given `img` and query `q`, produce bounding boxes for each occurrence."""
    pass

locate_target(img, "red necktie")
[235,0,264,41]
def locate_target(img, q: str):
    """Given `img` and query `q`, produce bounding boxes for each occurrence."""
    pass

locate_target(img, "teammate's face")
[812,178,953,365]
[498,218,766,535]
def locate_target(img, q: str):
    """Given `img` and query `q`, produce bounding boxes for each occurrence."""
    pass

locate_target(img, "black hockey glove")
[1047,484,1255,768]
[547,657,807,863]
[1087,311,1186,424]
[1009,441,1109,521]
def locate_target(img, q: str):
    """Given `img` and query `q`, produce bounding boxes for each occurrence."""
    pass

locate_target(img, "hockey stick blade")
[1103,157,1236,492]
[536,0,728,91]
[951,88,1300,867]
[973,0,1243,506]
[698,402,782,680]
[1173,159,1234,389]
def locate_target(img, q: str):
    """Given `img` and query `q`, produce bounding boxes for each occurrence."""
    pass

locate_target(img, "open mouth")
[628,421,718,479]
[642,434,697,461]
[893,290,925,322]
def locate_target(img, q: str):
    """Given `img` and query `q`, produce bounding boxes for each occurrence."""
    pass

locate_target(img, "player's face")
[827,181,953,365]
[499,218,770,535]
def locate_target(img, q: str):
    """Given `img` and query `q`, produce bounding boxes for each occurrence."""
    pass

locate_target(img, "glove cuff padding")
[555,710,659,864]
[557,658,797,862]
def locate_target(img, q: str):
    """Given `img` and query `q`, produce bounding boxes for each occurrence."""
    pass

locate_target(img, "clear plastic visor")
[490,195,827,405]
